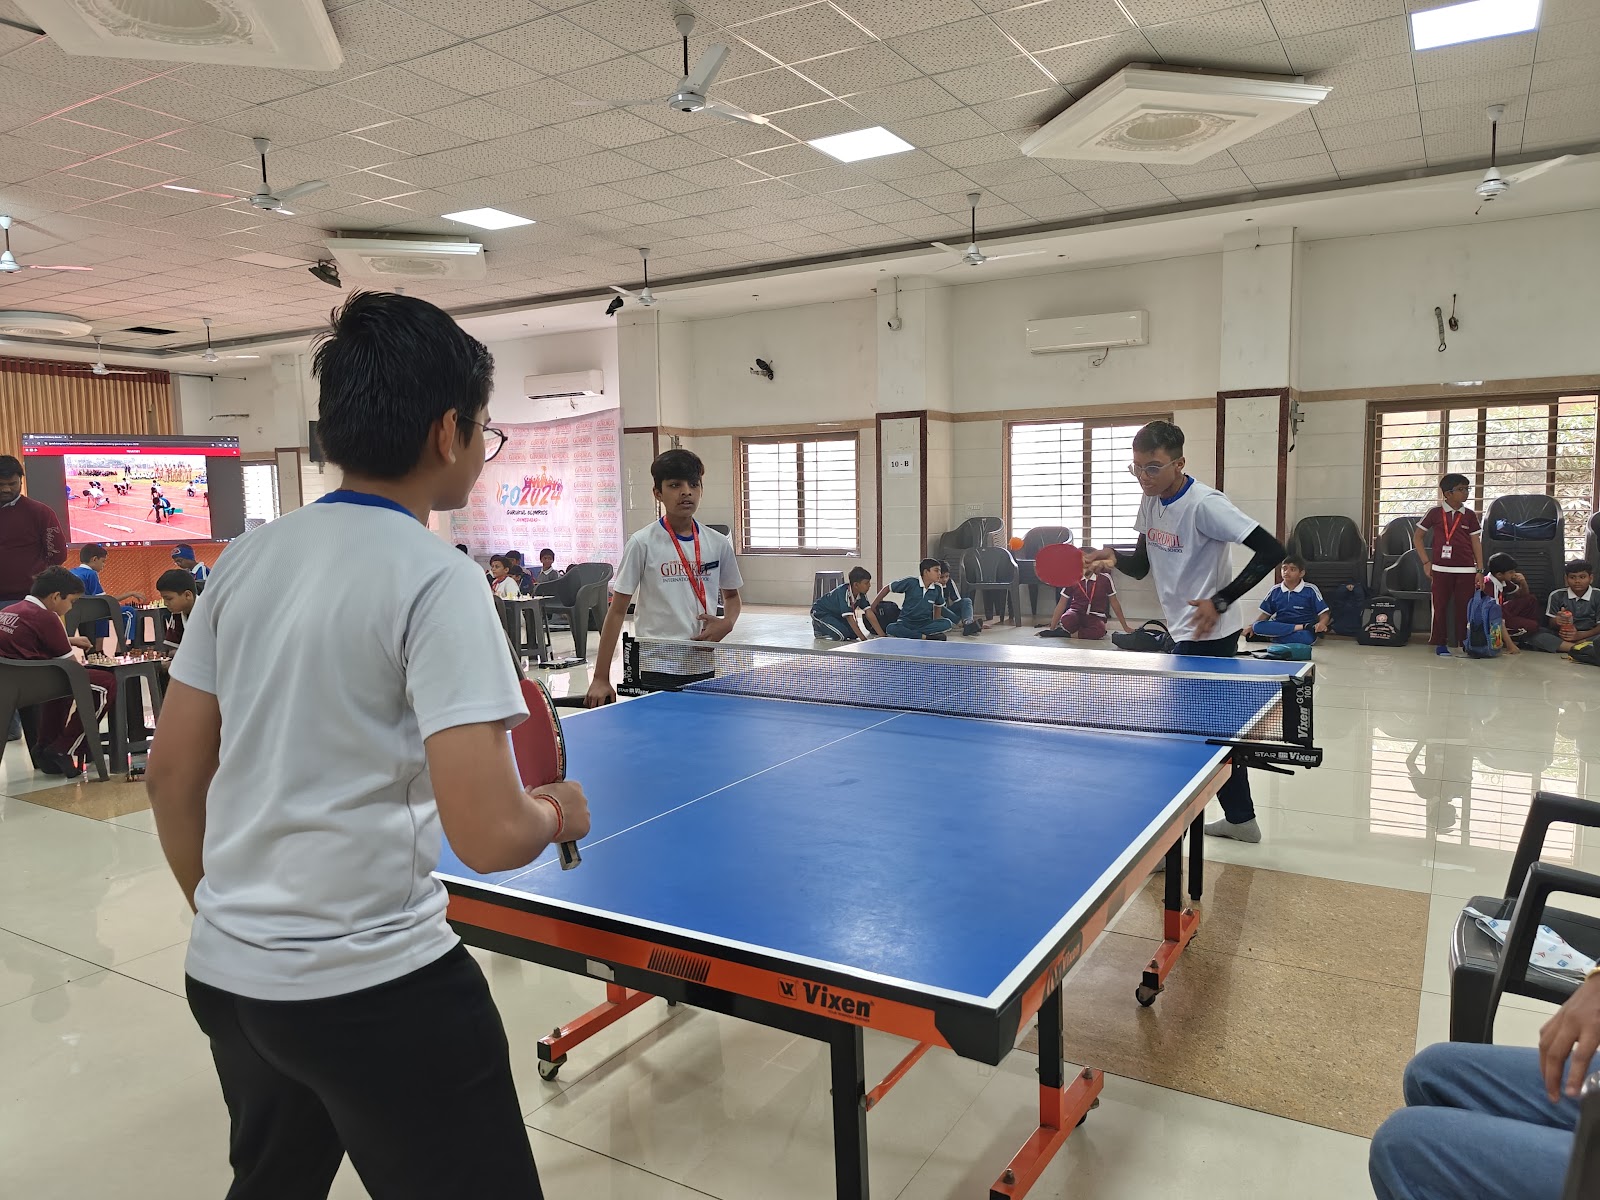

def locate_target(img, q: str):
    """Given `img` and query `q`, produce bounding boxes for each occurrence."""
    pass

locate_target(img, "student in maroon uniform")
[0,456,67,609]
[1040,562,1131,640]
[0,566,116,778]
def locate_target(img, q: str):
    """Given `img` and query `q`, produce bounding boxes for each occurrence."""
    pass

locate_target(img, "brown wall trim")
[1214,386,1292,498]
[1299,375,1600,406]
[873,410,929,582]
[946,397,1214,423]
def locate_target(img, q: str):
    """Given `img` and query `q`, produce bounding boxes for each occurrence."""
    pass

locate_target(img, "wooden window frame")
[1004,412,1172,551]
[737,432,861,556]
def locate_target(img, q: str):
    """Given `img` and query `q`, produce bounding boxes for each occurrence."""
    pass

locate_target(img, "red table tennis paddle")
[1033,542,1086,589]
[512,677,582,870]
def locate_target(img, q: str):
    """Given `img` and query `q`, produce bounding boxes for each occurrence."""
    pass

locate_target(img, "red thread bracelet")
[538,793,563,840]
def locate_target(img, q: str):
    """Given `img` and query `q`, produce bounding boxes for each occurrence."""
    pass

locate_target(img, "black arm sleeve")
[1115,536,1151,580]
[1213,525,1287,606]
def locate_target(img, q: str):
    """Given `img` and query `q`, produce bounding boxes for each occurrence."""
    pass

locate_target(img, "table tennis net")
[624,638,1314,749]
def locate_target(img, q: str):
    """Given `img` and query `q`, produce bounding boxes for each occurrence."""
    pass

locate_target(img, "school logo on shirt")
[660,560,715,580]
[1147,527,1183,551]
[496,469,564,514]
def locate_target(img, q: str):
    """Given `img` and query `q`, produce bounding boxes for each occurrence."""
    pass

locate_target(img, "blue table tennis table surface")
[438,648,1303,1009]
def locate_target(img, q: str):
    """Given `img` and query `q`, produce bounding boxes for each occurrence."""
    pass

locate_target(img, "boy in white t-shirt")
[1084,420,1287,845]
[586,448,743,704]
[146,292,590,1199]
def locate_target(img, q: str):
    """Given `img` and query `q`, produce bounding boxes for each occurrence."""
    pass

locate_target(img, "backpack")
[1255,642,1312,661]
[1358,597,1411,647]
[1327,580,1369,638]
[1464,590,1502,658]
[1570,640,1600,667]
[873,599,901,627]
[1112,619,1174,654]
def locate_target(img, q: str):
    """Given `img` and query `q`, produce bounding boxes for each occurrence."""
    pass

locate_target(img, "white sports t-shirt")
[171,492,528,1001]
[613,519,743,641]
[1136,477,1259,645]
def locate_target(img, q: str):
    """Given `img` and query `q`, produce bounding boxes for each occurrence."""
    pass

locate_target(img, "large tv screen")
[22,433,246,546]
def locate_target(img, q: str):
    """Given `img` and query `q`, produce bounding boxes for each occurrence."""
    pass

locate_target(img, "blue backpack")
[1327,580,1369,638]
[1465,589,1503,658]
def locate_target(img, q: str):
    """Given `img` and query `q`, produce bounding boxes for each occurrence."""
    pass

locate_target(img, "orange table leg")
[865,1041,933,1112]
[990,1066,1103,1199]
[536,982,657,1079]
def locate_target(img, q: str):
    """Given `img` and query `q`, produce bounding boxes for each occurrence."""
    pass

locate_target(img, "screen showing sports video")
[22,433,246,546]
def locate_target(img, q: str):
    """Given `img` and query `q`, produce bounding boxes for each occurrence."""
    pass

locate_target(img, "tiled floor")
[2,606,1594,1199]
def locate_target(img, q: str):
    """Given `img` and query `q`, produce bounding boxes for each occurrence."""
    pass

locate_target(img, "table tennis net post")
[621,637,1319,765]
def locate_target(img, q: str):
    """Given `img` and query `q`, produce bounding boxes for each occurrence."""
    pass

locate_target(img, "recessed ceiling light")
[441,207,534,230]
[1410,0,1540,51]
[807,126,914,163]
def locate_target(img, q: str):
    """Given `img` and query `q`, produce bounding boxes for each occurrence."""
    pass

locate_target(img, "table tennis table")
[439,637,1319,1200]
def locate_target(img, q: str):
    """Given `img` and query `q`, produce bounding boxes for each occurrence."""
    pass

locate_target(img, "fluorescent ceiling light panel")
[1410,0,1540,50]
[442,207,534,230]
[807,127,914,163]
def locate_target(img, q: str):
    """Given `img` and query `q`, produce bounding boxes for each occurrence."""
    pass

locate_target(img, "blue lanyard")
[314,489,415,518]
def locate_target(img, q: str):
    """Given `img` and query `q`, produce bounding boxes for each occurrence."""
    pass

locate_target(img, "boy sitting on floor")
[1039,561,1130,640]
[935,561,983,637]
[1526,558,1598,654]
[1245,554,1330,645]
[885,560,952,641]
[0,566,116,779]
[1482,553,1538,654]
[811,567,886,641]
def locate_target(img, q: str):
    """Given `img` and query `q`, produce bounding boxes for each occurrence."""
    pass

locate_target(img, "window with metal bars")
[1008,417,1168,548]
[242,461,279,524]
[1368,396,1597,558]
[739,435,858,554]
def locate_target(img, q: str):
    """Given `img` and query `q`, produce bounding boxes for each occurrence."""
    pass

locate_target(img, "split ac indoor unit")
[1025,311,1148,354]
[525,370,605,400]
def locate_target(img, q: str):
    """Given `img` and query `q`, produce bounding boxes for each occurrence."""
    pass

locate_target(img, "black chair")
[1481,495,1567,610]
[936,516,1002,593]
[1287,515,1367,594]
[64,595,128,656]
[1448,791,1600,1043]
[0,658,111,781]
[1585,512,1598,568]
[1015,525,1073,623]
[538,563,613,659]
[1566,1083,1600,1200]
[1371,517,1433,631]
[960,546,1022,627]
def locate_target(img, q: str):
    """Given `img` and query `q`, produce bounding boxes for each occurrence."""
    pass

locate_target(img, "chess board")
[85,651,171,669]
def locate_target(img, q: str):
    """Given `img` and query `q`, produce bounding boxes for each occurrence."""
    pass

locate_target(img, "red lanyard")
[662,518,707,613]
[1440,508,1463,545]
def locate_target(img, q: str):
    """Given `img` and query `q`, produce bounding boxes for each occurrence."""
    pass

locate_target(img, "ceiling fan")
[931,194,1047,269]
[200,318,260,364]
[1471,103,1574,212]
[66,336,145,377]
[0,215,94,273]
[573,11,769,127]
[610,248,663,307]
[203,137,328,214]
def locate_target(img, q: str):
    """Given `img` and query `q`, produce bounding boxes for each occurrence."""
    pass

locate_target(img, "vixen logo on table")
[776,978,875,1022]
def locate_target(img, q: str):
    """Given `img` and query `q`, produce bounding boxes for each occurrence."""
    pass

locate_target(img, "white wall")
[1298,209,1600,391]
[482,328,618,426]
[1293,399,1365,532]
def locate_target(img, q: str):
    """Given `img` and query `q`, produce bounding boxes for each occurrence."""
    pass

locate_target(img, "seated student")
[934,561,983,637]
[500,550,531,591]
[486,555,522,600]
[885,559,953,640]
[1482,553,1539,654]
[811,567,886,641]
[171,544,210,588]
[535,548,561,586]
[1369,964,1597,1200]
[1245,555,1330,645]
[1040,562,1130,640]
[0,566,116,779]
[69,543,146,650]
[119,569,198,742]
[1524,558,1598,654]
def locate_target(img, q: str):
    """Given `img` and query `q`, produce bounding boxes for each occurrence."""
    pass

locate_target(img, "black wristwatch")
[1210,596,1231,614]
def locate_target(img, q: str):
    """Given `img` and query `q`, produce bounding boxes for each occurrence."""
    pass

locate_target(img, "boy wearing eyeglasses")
[1084,420,1287,844]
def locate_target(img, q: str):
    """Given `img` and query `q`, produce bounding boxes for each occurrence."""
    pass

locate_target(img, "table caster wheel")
[667,999,679,1007]
[538,1055,567,1082]
[1135,983,1161,1007]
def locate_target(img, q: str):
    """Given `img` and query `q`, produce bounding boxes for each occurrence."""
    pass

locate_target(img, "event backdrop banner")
[452,410,623,566]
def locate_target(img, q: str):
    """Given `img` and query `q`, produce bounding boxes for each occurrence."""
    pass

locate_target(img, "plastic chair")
[539,563,613,659]
[1566,1083,1600,1200]
[1448,791,1600,1043]
[936,516,1003,593]
[960,546,1022,627]
[1585,512,1598,568]
[1287,515,1367,594]
[64,595,128,656]
[1371,517,1434,633]
[1481,495,1566,609]
[0,658,110,781]
[1015,525,1073,622]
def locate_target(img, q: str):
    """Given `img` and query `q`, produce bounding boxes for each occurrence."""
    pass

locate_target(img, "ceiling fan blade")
[1507,154,1575,185]
[28,264,94,272]
[683,42,729,94]
[275,179,328,202]
[609,285,632,297]
[701,97,770,126]
[983,249,1048,261]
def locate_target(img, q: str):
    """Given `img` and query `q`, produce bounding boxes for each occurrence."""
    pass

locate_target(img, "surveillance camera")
[750,358,774,381]
[885,315,902,331]
[605,295,624,316]
[308,261,341,288]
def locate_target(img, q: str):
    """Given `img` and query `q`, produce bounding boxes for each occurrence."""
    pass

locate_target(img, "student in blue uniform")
[68,543,146,649]
[1245,555,1330,646]
[811,567,885,641]
[170,544,210,587]
[886,559,953,640]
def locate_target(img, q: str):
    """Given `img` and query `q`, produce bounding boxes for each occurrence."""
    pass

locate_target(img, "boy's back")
[172,497,525,1000]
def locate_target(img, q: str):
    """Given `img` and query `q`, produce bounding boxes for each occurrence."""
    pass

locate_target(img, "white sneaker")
[1203,817,1262,843]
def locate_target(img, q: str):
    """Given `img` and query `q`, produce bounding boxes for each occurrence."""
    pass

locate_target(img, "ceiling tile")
[1328,137,1425,174]
[683,115,796,155]
[611,172,711,200]
[1049,161,1159,189]
[846,147,953,179]
[1162,164,1254,196]
[792,43,923,95]
[927,131,1028,168]
[554,148,658,183]
[734,3,875,63]
[1310,84,1418,128]
[482,16,629,74]
[858,197,943,223]
[563,0,680,52]
[1535,17,1600,61]
[847,76,967,123]
[269,89,400,135]
[14,118,137,157]
[556,54,682,105]
[971,88,1069,133]
[1304,52,1415,94]
[327,1,459,60]
[616,135,724,170]
[354,117,474,156]
[554,108,675,148]
[992,1,1133,51]
[786,165,875,194]
[172,64,318,106]
[1087,179,1177,209]
[1414,66,1533,112]
[934,56,1058,105]
[4,39,163,93]
[1418,99,1521,134]
[1143,148,1239,175]
[334,67,474,116]
[1530,56,1600,92]
[1422,125,1513,164]
[832,0,982,38]
[763,99,872,140]
[672,157,774,188]
[1240,151,1338,183]
[985,174,1077,204]
[637,36,776,83]
[489,77,604,123]
[406,43,546,96]
[1033,30,1158,86]
[1143,2,1278,52]
[888,167,980,197]
[1411,32,1537,84]
[889,18,1020,75]
[740,142,837,176]
[712,67,834,115]
[1017,192,1102,220]
[888,107,997,146]
[828,180,914,208]
[1121,0,1248,22]
[1228,128,1329,164]
[1523,111,1600,149]
[1263,0,1405,38]
[798,207,877,231]
[1524,83,1600,120]
[67,158,172,188]
[1280,16,1411,72]
[382,0,541,38]
[1316,109,1421,151]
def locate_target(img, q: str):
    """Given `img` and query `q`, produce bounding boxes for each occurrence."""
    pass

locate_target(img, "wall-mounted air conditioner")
[525,369,605,400]
[1026,311,1148,354]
